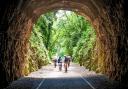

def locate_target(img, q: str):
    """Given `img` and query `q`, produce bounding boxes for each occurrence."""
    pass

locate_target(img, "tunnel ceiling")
[0,0,128,88]
[25,0,102,23]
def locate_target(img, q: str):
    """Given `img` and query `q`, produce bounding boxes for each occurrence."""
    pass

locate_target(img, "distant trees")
[28,10,96,72]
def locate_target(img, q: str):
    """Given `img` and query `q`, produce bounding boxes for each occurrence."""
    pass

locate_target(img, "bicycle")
[58,62,62,71]
[64,63,68,72]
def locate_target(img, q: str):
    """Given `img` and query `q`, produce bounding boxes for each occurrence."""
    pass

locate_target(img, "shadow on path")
[5,63,128,89]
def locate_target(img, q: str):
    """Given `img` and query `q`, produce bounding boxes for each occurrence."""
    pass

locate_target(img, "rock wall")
[101,0,128,82]
[0,1,33,88]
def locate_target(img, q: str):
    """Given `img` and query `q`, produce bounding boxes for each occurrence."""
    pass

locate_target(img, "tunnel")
[0,0,128,88]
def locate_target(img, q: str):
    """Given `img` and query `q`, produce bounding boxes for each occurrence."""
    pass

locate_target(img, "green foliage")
[36,12,56,50]
[28,10,97,72]
[51,10,96,70]
[73,23,96,67]
[28,25,50,72]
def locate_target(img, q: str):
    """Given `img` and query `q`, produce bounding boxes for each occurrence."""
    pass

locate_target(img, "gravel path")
[5,63,127,89]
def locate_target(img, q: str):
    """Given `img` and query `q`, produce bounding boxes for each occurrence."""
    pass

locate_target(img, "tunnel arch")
[0,0,128,88]
[31,0,98,21]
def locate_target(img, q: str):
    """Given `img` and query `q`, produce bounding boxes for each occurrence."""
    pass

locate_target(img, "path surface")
[5,63,124,89]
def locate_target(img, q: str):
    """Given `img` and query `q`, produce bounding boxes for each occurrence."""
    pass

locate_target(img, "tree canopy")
[28,10,96,72]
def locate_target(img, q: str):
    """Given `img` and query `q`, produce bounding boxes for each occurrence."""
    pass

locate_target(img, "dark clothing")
[64,56,69,63]
[53,58,57,68]
[58,57,62,71]
[58,57,62,63]
[64,56,71,67]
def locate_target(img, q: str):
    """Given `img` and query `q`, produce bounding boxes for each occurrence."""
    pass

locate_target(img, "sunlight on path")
[27,63,86,78]
[6,63,116,89]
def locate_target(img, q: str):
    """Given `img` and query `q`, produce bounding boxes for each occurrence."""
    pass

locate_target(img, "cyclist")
[58,56,62,71]
[64,56,70,72]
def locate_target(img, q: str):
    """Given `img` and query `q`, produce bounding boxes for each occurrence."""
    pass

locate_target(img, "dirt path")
[5,63,122,89]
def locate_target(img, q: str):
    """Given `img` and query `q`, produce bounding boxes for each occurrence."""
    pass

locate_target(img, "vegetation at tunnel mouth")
[27,10,97,74]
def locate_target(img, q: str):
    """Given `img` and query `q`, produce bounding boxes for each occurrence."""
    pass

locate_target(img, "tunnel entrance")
[0,0,128,88]
[29,10,96,73]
